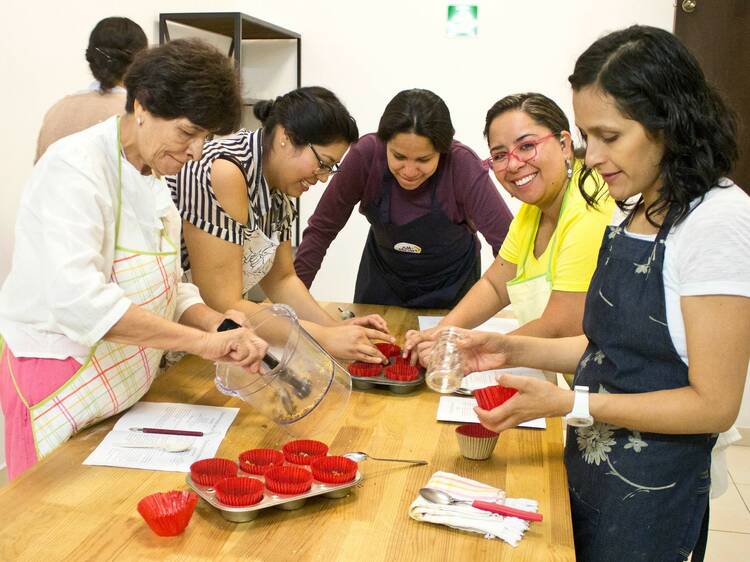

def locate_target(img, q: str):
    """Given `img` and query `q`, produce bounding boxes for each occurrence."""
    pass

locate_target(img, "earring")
[137,117,143,126]
[281,141,286,147]
[565,159,573,179]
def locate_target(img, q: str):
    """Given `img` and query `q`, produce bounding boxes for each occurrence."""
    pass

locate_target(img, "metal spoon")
[116,441,193,453]
[343,451,428,465]
[419,487,543,522]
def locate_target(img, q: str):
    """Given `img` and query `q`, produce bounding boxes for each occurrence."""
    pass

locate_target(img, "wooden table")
[0,303,574,561]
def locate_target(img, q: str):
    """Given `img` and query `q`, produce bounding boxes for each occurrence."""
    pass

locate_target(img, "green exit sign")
[447,5,478,37]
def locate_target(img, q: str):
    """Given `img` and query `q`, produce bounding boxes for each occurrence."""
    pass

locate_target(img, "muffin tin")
[186,441,362,522]
[186,469,362,522]
[348,345,424,394]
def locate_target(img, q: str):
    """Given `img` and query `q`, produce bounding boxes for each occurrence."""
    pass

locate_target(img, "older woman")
[0,39,266,479]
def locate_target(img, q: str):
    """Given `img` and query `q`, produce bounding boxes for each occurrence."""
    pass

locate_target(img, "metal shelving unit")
[159,12,302,245]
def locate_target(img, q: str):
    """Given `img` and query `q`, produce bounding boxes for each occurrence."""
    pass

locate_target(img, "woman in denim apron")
[406,26,750,561]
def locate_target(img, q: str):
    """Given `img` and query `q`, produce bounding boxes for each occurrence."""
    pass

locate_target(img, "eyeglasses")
[308,144,340,178]
[486,133,559,172]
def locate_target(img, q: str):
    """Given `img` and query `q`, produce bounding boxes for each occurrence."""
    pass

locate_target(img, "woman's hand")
[343,313,389,334]
[192,326,268,372]
[403,327,438,367]
[404,327,514,372]
[318,325,391,363]
[218,308,251,330]
[475,373,572,433]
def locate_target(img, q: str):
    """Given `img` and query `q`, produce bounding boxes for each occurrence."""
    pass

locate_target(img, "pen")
[129,427,204,437]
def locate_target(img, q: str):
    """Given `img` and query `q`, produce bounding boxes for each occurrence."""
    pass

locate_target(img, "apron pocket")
[569,484,600,561]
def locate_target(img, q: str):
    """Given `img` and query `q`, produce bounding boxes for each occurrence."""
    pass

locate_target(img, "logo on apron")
[394,242,422,254]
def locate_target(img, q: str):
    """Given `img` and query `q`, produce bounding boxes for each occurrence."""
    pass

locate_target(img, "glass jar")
[215,304,351,437]
[425,328,464,394]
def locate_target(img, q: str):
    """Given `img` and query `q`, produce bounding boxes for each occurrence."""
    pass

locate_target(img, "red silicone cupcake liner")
[310,456,358,484]
[137,490,198,537]
[348,362,383,378]
[384,363,419,381]
[239,449,285,475]
[190,458,238,487]
[456,423,499,439]
[282,440,329,465]
[264,465,314,495]
[376,342,402,359]
[214,476,265,507]
[473,384,518,410]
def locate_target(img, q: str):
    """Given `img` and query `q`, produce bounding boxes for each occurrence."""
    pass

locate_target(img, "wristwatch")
[565,385,594,427]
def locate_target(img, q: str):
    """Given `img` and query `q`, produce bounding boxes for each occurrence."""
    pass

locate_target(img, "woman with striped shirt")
[169,87,393,364]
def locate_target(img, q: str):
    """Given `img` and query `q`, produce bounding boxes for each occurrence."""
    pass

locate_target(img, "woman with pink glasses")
[411,93,614,366]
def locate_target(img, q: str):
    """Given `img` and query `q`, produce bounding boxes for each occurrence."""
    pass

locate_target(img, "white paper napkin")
[408,471,539,547]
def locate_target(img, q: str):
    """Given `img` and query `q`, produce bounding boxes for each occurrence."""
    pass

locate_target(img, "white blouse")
[0,117,203,361]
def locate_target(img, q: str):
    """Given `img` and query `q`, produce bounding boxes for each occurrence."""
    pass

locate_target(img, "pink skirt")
[0,344,80,480]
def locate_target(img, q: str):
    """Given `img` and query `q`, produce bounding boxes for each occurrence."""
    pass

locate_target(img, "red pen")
[129,427,204,437]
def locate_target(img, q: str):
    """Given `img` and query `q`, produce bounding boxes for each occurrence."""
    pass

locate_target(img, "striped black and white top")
[167,129,297,272]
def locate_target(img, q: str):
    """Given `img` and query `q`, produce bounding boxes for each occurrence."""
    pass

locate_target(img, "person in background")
[35,16,147,162]
[410,93,614,367]
[168,87,393,365]
[294,88,514,309]
[407,25,750,562]
[0,40,267,480]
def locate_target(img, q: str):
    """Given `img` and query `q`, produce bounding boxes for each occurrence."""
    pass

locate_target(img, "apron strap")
[3,345,31,410]
[516,177,572,279]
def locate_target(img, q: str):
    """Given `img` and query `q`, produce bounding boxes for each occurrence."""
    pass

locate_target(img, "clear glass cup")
[214,304,351,437]
[425,328,464,394]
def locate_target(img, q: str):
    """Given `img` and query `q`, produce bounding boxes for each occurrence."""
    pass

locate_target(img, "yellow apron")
[7,117,179,459]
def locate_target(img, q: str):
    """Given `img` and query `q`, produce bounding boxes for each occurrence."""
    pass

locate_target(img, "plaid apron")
[6,118,179,459]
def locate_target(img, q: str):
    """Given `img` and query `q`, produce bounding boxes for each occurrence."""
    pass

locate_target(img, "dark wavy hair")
[124,39,241,135]
[253,86,359,150]
[377,89,455,153]
[85,17,147,93]
[569,25,738,225]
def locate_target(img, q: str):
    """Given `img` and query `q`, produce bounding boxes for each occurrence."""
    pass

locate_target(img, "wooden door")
[674,0,750,193]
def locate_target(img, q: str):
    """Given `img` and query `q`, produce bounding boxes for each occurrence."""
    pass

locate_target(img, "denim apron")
[565,208,715,561]
[353,167,480,308]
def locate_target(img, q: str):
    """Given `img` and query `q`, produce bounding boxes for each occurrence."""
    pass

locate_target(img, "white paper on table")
[460,367,546,392]
[418,315,519,334]
[83,402,239,472]
[436,396,546,429]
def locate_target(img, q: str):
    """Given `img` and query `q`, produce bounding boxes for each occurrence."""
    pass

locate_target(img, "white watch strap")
[566,385,593,427]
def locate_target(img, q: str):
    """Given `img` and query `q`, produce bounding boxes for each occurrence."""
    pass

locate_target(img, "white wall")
[0,1,678,468]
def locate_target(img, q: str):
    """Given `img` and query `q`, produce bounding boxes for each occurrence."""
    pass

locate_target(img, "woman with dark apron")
[295,89,513,308]
[405,26,750,561]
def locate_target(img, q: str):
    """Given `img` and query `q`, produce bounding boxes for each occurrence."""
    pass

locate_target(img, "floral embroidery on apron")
[241,227,280,294]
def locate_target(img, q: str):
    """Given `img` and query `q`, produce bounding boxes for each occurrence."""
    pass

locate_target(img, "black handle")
[217,318,279,369]
[216,317,310,398]
[217,318,241,332]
